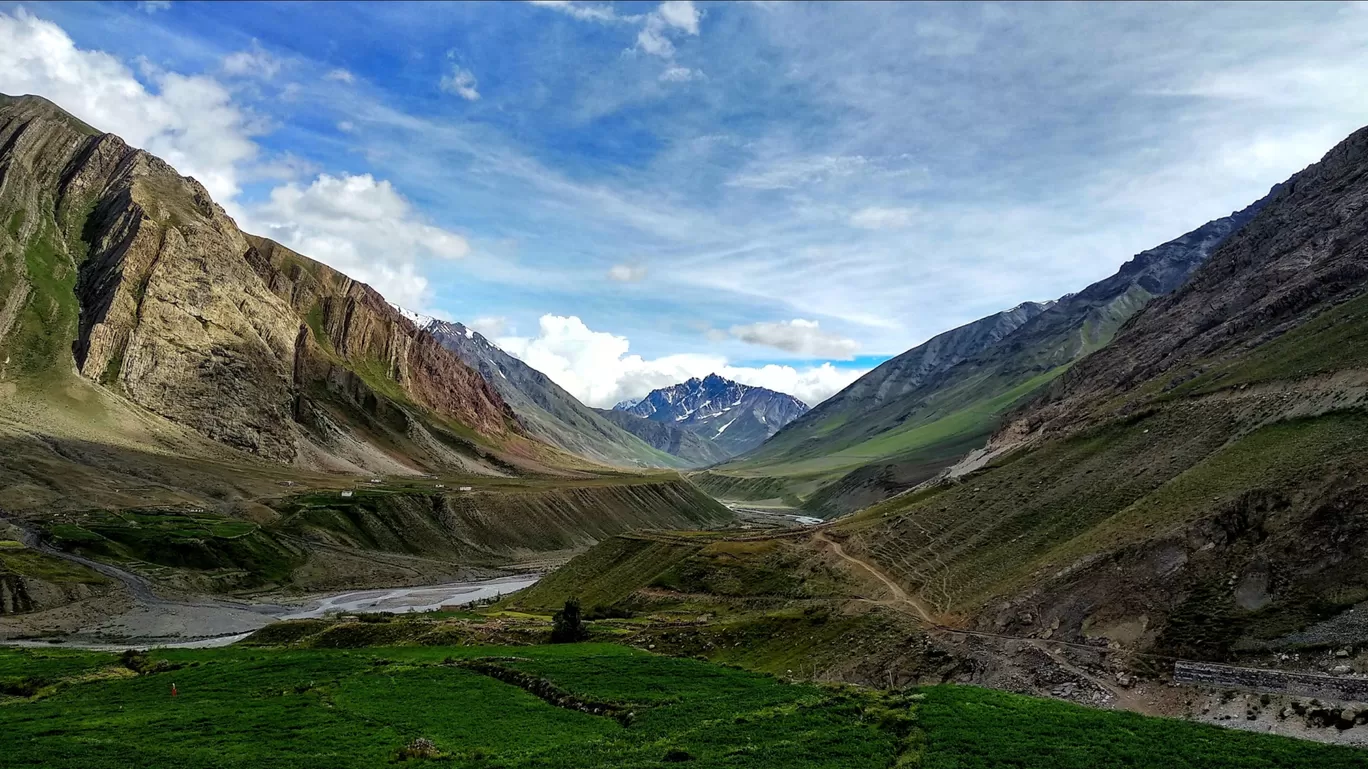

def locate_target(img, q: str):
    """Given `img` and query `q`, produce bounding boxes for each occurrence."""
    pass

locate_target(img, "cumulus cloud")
[0,8,258,202]
[495,314,865,407]
[635,2,701,59]
[728,319,860,360]
[717,362,863,408]
[440,64,480,101]
[241,173,470,311]
[849,206,919,230]
[324,68,355,83]
[607,264,648,282]
[657,1,701,35]
[222,40,281,79]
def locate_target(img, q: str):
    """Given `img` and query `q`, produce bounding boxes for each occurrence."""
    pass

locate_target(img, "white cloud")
[660,66,703,82]
[0,8,258,202]
[495,314,864,407]
[241,173,471,311]
[607,264,648,282]
[849,206,919,229]
[137,0,172,12]
[440,64,480,101]
[324,68,355,83]
[470,316,511,338]
[635,23,676,58]
[221,40,281,79]
[657,1,701,35]
[728,319,860,359]
[718,362,864,408]
[337,120,355,133]
[531,0,702,61]
[527,0,624,23]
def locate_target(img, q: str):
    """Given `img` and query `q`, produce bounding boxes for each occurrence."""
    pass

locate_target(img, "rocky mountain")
[593,407,733,467]
[0,93,587,478]
[616,374,809,458]
[840,120,1368,666]
[422,319,687,468]
[712,187,1276,514]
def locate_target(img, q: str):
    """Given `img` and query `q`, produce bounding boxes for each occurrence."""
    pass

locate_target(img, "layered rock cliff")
[0,94,527,473]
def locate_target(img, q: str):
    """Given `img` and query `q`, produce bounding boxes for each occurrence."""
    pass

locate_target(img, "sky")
[2,2,1367,407]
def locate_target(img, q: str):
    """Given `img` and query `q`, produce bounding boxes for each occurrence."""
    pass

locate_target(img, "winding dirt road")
[813,530,1138,708]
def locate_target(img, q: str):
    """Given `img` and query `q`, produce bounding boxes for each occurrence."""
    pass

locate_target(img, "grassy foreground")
[2,644,1364,768]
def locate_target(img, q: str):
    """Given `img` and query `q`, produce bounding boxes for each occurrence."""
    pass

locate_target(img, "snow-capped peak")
[388,302,435,330]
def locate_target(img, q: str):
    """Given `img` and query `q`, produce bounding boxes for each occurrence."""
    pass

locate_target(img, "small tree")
[551,597,588,643]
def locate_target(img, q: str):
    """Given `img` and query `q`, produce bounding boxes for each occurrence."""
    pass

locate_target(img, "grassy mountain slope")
[714,189,1274,516]
[423,321,687,469]
[835,122,1368,660]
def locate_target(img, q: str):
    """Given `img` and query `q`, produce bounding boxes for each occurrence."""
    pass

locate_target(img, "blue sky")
[3,2,1367,405]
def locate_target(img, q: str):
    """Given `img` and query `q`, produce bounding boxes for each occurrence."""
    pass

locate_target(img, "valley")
[2,3,1368,763]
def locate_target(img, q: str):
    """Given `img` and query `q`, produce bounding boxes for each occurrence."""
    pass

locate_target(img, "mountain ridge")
[422,318,689,469]
[617,373,809,458]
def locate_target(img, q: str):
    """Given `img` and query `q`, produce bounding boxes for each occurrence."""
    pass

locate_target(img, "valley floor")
[0,643,1362,768]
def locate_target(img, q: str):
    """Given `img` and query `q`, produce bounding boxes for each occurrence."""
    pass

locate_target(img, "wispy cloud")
[729,319,860,360]
[607,264,648,282]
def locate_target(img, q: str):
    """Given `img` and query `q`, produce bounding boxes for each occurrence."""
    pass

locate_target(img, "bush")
[0,676,49,697]
[550,598,588,644]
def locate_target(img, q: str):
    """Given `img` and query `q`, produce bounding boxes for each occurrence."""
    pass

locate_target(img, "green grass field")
[0,644,1360,768]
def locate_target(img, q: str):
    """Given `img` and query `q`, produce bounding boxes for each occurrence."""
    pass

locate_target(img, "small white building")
[458,486,473,492]
[340,490,354,498]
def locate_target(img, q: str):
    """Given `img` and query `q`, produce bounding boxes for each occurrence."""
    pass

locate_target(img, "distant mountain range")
[610,374,809,460]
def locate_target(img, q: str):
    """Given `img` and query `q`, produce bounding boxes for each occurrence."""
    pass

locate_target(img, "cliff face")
[0,94,523,472]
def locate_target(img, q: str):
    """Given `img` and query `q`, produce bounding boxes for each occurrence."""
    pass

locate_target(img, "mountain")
[0,94,584,479]
[593,407,733,467]
[617,373,809,458]
[422,319,687,468]
[0,92,738,612]
[711,187,1276,514]
[839,121,1368,664]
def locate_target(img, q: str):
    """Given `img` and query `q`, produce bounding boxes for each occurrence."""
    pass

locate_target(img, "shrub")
[551,598,588,644]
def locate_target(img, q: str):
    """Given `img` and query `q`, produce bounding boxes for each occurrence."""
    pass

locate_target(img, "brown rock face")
[0,94,523,469]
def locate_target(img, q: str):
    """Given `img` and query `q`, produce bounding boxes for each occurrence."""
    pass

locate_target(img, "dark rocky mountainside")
[617,373,808,458]
[593,407,732,467]
[717,187,1275,515]
[0,94,578,476]
[423,319,686,468]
